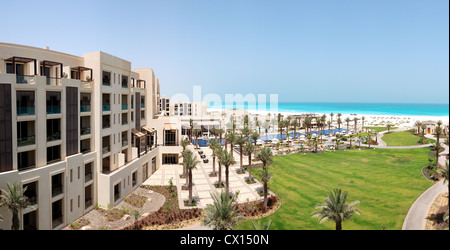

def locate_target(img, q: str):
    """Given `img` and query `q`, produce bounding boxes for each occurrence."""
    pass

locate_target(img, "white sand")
[207,108,449,128]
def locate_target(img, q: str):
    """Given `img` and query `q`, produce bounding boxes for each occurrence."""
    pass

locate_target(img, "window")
[23,181,38,206]
[85,162,93,183]
[80,93,91,112]
[18,151,36,171]
[122,75,129,88]
[52,199,63,228]
[102,71,111,86]
[46,119,61,142]
[114,183,121,202]
[51,173,64,197]
[132,171,137,187]
[46,92,61,114]
[47,145,61,164]
[16,91,35,116]
[17,121,35,147]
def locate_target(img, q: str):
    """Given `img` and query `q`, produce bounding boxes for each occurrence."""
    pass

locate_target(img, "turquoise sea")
[208,102,449,116]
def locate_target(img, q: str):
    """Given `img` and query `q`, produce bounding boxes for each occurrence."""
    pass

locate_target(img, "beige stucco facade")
[0,42,181,230]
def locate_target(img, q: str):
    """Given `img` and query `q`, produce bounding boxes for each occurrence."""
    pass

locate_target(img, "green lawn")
[364,126,398,132]
[235,148,433,230]
[382,131,435,146]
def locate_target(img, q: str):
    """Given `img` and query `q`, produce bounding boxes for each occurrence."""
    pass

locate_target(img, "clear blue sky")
[1,0,448,103]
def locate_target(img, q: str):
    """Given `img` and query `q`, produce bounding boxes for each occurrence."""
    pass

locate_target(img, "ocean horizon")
[208,102,449,117]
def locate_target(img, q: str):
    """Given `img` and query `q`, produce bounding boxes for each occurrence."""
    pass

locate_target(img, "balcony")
[80,139,91,154]
[80,105,91,112]
[17,151,36,171]
[46,77,61,86]
[81,127,91,136]
[102,105,111,112]
[46,106,61,115]
[122,104,128,110]
[122,139,128,147]
[46,132,61,142]
[51,173,64,197]
[102,115,111,129]
[17,135,35,147]
[17,107,35,116]
[16,75,36,84]
[102,146,110,154]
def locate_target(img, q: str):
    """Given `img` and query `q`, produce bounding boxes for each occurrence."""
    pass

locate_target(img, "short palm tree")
[386,123,393,133]
[244,141,255,183]
[345,118,351,133]
[235,134,248,173]
[258,165,273,210]
[311,189,361,230]
[437,162,449,207]
[220,150,236,194]
[252,219,272,230]
[0,182,32,230]
[208,139,219,175]
[180,137,190,178]
[226,132,236,156]
[251,131,259,147]
[432,142,443,166]
[256,147,273,168]
[184,151,201,205]
[435,125,443,144]
[202,190,243,230]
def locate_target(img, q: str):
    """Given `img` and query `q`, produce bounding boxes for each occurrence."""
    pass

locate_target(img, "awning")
[142,126,155,133]
[164,124,177,131]
[131,128,145,137]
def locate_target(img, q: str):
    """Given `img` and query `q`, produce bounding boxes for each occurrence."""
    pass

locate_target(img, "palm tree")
[337,118,342,135]
[421,124,427,144]
[312,137,319,153]
[216,128,225,147]
[219,150,236,194]
[386,123,393,133]
[262,122,270,143]
[184,151,201,206]
[358,134,363,148]
[311,189,361,230]
[189,118,194,141]
[327,120,332,135]
[362,116,365,131]
[345,118,351,133]
[208,139,219,176]
[320,115,327,134]
[435,125,443,144]
[437,162,449,208]
[193,127,201,149]
[226,132,236,156]
[216,146,224,187]
[235,134,248,173]
[353,117,359,133]
[251,131,259,147]
[258,165,274,211]
[348,134,355,148]
[252,219,273,230]
[202,190,243,230]
[330,113,334,124]
[256,147,273,168]
[415,121,422,135]
[292,119,298,140]
[432,142,443,166]
[244,141,255,183]
[0,182,32,230]
[180,148,192,186]
[278,120,285,142]
[180,137,190,178]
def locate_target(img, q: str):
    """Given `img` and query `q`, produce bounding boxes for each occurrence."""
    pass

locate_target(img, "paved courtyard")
[143,145,266,209]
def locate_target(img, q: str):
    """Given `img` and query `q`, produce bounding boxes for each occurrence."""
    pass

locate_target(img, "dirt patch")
[425,193,449,230]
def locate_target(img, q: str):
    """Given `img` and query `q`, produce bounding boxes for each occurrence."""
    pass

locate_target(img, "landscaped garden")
[234,148,434,230]
[383,131,435,146]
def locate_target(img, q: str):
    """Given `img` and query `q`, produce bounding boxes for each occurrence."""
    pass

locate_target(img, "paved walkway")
[143,145,266,210]
[402,181,448,230]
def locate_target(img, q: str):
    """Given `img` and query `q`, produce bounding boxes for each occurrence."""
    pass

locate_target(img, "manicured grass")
[364,126,398,132]
[235,148,433,230]
[382,131,435,146]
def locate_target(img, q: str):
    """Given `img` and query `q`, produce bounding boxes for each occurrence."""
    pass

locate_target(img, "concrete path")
[143,145,266,210]
[402,180,448,230]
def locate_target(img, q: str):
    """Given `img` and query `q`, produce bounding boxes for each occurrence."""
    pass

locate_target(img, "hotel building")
[0,43,182,230]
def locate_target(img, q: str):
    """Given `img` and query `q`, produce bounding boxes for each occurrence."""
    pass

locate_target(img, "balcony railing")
[102,105,110,112]
[85,173,93,183]
[81,127,91,136]
[52,185,63,197]
[80,105,91,112]
[81,147,91,154]
[85,199,93,208]
[52,216,63,229]
[17,107,35,116]
[47,132,61,142]
[102,146,110,154]
[17,135,36,147]
[81,81,92,88]
[122,104,127,110]
[16,75,36,84]
[46,77,61,86]
[141,103,145,108]
[122,140,128,147]
[46,106,61,114]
